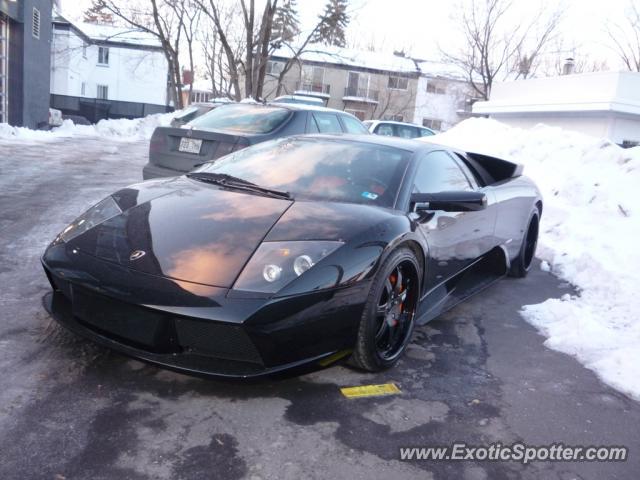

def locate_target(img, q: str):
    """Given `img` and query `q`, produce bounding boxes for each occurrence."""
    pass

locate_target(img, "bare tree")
[194,0,243,100]
[197,3,244,99]
[270,21,331,96]
[607,0,640,71]
[372,80,417,121]
[176,1,201,105]
[94,0,188,108]
[539,39,609,76]
[195,0,279,100]
[442,0,563,99]
[513,7,564,79]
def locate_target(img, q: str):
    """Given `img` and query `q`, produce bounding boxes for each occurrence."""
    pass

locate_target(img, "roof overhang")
[473,100,640,116]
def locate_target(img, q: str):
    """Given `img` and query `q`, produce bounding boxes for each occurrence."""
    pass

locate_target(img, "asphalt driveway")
[0,136,637,480]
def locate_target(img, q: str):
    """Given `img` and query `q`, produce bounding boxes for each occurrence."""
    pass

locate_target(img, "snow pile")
[425,118,640,399]
[0,112,174,142]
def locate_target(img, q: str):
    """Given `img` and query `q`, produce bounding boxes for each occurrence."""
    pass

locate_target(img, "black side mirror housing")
[411,191,487,213]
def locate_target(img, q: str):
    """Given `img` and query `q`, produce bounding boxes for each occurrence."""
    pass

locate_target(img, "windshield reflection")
[198,137,411,208]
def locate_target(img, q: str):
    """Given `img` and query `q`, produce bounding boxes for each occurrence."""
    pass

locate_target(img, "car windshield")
[196,137,411,207]
[188,104,290,134]
[174,105,199,120]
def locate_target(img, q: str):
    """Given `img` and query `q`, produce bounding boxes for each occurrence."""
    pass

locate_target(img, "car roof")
[273,95,325,104]
[286,133,450,153]
[263,102,358,116]
[368,120,431,129]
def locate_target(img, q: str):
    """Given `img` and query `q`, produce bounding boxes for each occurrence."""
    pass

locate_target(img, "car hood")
[68,177,397,288]
[69,177,293,288]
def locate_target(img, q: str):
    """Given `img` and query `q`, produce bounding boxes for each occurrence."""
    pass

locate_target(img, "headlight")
[233,241,343,293]
[57,196,122,243]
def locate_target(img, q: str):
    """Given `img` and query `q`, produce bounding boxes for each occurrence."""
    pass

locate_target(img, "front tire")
[509,210,540,278]
[351,247,421,372]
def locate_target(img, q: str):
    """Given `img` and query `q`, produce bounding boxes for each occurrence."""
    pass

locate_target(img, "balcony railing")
[295,82,331,95]
[343,86,379,102]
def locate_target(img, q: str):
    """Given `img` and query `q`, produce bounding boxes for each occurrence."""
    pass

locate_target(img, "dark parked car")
[143,103,369,179]
[43,135,541,378]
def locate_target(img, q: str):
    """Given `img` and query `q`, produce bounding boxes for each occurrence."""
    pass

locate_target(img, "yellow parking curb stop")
[340,383,401,399]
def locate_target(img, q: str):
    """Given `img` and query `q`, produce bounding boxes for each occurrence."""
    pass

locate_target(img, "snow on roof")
[271,44,471,81]
[474,71,640,116]
[416,60,469,81]
[53,13,162,49]
[76,22,161,48]
[271,44,419,74]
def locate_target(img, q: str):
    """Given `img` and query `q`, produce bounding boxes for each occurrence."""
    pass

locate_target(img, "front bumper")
[42,245,368,378]
[44,290,338,377]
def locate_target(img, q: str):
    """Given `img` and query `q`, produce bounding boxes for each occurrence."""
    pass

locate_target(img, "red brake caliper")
[389,273,399,327]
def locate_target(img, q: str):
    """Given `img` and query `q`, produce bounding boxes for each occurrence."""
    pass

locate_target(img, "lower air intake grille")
[175,319,263,365]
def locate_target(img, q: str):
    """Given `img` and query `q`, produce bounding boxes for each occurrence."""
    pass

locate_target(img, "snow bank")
[0,112,174,142]
[425,118,640,400]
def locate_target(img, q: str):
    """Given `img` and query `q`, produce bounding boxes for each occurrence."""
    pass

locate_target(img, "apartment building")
[264,45,421,122]
[262,45,476,130]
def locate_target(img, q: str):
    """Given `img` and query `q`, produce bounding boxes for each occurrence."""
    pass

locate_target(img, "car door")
[412,150,498,290]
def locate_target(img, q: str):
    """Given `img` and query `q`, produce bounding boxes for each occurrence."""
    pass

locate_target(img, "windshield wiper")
[187,172,255,185]
[186,172,292,200]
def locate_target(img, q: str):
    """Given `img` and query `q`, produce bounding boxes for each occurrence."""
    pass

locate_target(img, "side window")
[414,151,472,193]
[340,115,368,134]
[306,112,320,133]
[419,128,435,137]
[396,125,419,139]
[453,153,481,188]
[375,123,394,136]
[312,112,342,133]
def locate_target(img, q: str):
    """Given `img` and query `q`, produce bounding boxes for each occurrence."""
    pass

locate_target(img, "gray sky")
[62,0,633,68]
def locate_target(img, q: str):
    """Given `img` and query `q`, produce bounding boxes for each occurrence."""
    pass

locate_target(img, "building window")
[382,114,404,122]
[266,60,284,75]
[388,76,408,90]
[32,8,41,39]
[426,82,446,95]
[346,71,376,100]
[81,82,86,96]
[422,118,442,131]
[97,85,109,100]
[98,47,109,66]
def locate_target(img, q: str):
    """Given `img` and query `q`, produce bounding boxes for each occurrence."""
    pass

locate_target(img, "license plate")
[179,137,202,154]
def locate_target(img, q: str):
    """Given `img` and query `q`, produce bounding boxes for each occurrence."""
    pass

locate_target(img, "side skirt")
[416,248,507,325]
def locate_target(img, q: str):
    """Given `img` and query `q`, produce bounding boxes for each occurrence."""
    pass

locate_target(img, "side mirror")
[411,191,487,213]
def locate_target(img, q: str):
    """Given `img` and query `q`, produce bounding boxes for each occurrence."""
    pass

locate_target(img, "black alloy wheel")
[509,210,540,278]
[352,247,420,371]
